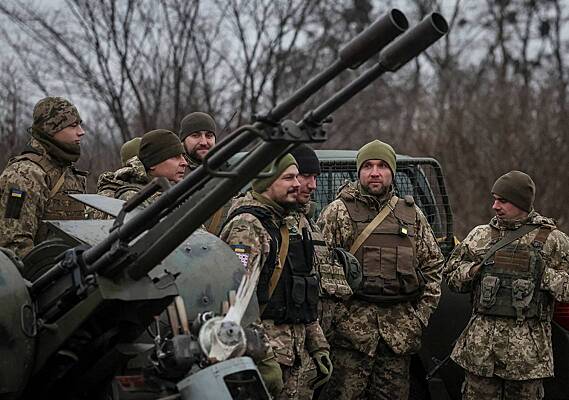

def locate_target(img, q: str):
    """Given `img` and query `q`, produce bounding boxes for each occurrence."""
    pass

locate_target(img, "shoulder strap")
[349,196,398,254]
[49,170,67,199]
[13,152,64,194]
[266,225,290,307]
[481,224,540,265]
[206,207,225,234]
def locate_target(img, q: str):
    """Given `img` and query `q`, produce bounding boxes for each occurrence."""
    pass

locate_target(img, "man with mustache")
[444,171,569,400]
[317,139,444,399]
[96,129,187,208]
[0,96,87,259]
[178,111,216,172]
[220,154,330,399]
[289,144,353,398]
[178,111,227,234]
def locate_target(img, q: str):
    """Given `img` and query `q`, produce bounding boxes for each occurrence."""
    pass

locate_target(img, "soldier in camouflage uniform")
[119,137,141,166]
[220,154,331,399]
[444,170,569,400]
[317,140,444,400]
[289,145,353,399]
[95,129,187,216]
[0,96,87,259]
[178,112,226,234]
[178,112,216,172]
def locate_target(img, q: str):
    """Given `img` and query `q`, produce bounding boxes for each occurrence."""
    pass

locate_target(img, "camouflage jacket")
[93,157,159,219]
[444,211,569,379]
[317,182,444,356]
[220,191,329,367]
[0,139,87,258]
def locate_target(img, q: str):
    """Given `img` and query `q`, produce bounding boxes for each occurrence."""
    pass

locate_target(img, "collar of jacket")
[28,138,73,167]
[338,180,395,210]
[30,133,80,164]
[298,201,316,219]
[251,190,287,218]
[490,210,556,230]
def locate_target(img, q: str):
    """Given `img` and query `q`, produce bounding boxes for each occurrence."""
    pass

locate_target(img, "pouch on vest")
[474,226,554,321]
[342,196,424,303]
[512,278,535,322]
[479,275,500,309]
[291,276,306,305]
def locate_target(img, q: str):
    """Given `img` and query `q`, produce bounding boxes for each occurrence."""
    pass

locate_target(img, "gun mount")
[0,10,447,400]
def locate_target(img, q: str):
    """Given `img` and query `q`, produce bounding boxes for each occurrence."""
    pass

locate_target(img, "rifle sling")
[480,223,540,266]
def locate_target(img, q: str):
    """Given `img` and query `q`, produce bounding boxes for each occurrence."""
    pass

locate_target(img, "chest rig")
[303,217,352,299]
[11,151,87,241]
[227,206,320,325]
[474,226,554,322]
[342,196,424,303]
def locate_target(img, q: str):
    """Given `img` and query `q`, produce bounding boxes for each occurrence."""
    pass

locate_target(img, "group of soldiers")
[2,96,569,400]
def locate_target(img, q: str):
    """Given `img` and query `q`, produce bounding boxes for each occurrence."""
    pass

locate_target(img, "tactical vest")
[226,206,319,325]
[303,217,352,299]
[10,151,87,242]
[341,196,424,303]
[474,226,554,322]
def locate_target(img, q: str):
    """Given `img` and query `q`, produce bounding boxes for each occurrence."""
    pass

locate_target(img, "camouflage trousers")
[297,298,342,400]
[278,362,304,400]
[320,338,411,400]
[462,372,544,400]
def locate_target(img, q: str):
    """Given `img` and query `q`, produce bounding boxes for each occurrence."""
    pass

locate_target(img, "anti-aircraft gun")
[0,10,448,400]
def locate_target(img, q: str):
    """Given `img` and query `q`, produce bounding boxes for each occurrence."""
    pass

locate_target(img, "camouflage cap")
[32,96,82,137]
[120,137,142,166]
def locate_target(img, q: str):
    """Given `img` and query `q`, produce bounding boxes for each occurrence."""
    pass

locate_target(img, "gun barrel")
[339,9,408,69]
[266,9,407,121]
[307,13,448,123]
[379,12,448,72]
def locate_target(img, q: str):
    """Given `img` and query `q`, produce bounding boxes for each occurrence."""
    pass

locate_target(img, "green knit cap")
[139,129,185,169]
[120,137,142,165]
[31,96,82,137]
[492,170,535,212]
[179,112,217,142]
[356,140,396,175]
[252,153,298,193]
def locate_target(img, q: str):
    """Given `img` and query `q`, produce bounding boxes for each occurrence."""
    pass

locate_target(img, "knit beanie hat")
[252,153,298,193]
[120,137,142,165]
[492,170,535,212]
[179,112,217,142]
[356,140,396,175]
[31,96,82,137]
[290,144,321,175]
[139,129,185,169]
